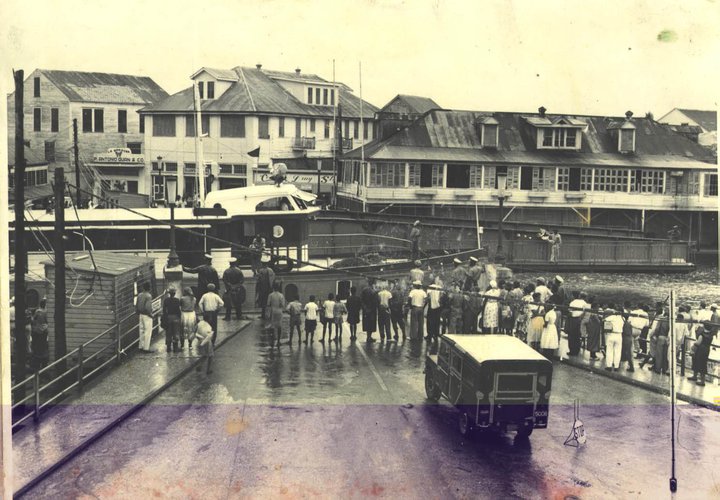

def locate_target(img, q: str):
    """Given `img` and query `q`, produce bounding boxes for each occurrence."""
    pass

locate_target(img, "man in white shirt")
[409,261,424,286]
[426,283,443,343]
[408,281,427,341]
[303,296,319,344]
[534,278,553,303]
[377,284,393,342]
[199,283,225,345]
[628,305,650,358]
[603,307,625,372]
[567,291,589,356]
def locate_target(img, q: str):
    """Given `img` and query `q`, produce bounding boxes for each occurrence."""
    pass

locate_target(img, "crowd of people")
[139,249,719,385]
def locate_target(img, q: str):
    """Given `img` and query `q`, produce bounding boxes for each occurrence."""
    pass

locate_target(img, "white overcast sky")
[1,0,718,117]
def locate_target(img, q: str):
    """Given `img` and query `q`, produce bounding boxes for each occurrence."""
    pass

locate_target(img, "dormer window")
[619,128,635,153]
[207,82,215,99]
[480,117,499,148]
[531,116,584,150]
[541,127,578,148]
[198,82,204,99]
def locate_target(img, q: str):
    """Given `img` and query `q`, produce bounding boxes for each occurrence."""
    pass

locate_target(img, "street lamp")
[165,176,180,268]
[495,172,508,263]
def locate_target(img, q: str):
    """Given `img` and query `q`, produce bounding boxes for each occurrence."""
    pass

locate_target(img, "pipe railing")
[11,307,160,431]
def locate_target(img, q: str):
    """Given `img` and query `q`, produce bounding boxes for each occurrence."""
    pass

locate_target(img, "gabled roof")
[141,66,377,119]
[346,108,715,168]
[190,67,239,82]
[379,94,441,115]
[676,109,717,132]
[7,142,49,168]
[39,70,168,104]
[260,69,330,85]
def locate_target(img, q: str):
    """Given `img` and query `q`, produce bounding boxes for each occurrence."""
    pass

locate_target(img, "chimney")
[256,63,262,69]
[295,68,301,75]
[625,110,633,120]
[538,106,546,117]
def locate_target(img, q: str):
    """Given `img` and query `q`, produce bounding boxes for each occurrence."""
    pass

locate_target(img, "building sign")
[93,148,144,164]
[254,171,335,185]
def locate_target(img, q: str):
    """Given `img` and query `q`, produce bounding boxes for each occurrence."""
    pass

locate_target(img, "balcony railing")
[292,137,316,150]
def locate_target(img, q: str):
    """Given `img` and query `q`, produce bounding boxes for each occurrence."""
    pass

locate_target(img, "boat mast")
[193,81,206,207]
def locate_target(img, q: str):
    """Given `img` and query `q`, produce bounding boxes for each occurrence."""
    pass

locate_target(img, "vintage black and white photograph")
[1,0,719,498]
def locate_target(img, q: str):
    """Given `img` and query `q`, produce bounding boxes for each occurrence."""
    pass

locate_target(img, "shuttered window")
[482,166,495,189]
[482,124,498,147]
[93,109,104,132]
[153,115,176,137]
[278,117,285,137]
[51,108,59,132]
[33,108,41,131]
[369,162,405,187]
[704,174,718,196]
[118,110,127,133]
[258,116,269,139]
[207,82,215,99]
[221,116,245,137]
[186,115,210,137]
[469,165,482,188]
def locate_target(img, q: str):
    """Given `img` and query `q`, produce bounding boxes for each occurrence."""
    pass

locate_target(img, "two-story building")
[659,108,717,153]
[6,70,168,200]
[339,106,718,250]
[139,65,378,203]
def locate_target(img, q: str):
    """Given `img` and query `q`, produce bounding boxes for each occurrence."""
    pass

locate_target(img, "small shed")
[43,252,156,362]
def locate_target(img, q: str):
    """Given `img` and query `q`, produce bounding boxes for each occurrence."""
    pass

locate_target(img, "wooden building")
[43,252,156,362]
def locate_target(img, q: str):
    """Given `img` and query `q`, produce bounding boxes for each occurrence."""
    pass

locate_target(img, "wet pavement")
[17,319,720,499]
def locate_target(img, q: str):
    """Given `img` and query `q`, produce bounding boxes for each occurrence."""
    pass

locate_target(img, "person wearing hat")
[199,283,224,345]
[407,280,427,341]
[377,283,393,342]
[255,254,275,320]
[409,220,422,262]
[250,234,267,276]
[409,260,424,286]
[534,278,553,304]
[183,254,220,301]
[162,287,182,353]
[222,257,246,321]
[689,322,714,386]
[450,258,467,288]
[464,256,481,292]
[426,283,443,344]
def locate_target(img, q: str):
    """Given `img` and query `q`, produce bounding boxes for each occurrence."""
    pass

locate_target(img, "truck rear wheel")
[424,371,441,402]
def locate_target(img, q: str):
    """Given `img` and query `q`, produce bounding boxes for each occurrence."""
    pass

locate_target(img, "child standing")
[333,296,348,342]
[287,296,303,346]
[195,319,214,375]
[304,295,319,344]
[321,293,335,343]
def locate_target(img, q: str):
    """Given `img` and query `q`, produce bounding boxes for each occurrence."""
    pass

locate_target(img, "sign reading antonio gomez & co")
[93,148,144,164]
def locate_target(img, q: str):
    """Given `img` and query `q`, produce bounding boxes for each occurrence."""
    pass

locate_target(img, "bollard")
[33,372,40,423]
[78,344,84,394]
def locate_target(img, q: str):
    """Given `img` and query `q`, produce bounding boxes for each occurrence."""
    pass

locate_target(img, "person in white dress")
[540,304,559,359]
[481,280,501,334]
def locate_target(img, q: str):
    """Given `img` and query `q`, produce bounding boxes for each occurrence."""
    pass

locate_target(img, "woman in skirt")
[180,287,197,350]
[540,303,559,359]
[195,319,214,375]
[526,292,545,351]
[481,280,501,334]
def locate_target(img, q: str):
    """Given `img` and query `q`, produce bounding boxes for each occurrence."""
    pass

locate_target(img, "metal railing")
[10,309,160,431]
[506,240,691,264]
[292,137,316,150]
[333,138,353,151]
[679,335,720,382]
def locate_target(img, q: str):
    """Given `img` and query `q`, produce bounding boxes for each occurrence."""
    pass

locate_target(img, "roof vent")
[625,110,633,120]
[256,63,262,69]
[295,68,301,75]
[681,122,689,127]
[538,106,546,117]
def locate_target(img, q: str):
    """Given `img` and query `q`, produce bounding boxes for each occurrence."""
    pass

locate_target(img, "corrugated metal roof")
[677,109,717,132]
[261,69,329,84]
[8,183,53,203]
[42,251,155,276]
[7,143,49,167]
[191,67,239,81]
[141,67,377,119]
[345,108,715,169]
[41,70,168,104]
[379,95,441,115]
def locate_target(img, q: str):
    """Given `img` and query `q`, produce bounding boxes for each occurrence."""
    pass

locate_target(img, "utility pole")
[73,118,81,206]
[13,69,28,383]
[54,168,67,369]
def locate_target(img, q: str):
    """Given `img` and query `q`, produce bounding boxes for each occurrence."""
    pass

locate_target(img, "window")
[198,81,204,99]
[344,120,350,138]
[207,82,215,99]
[557,167,582,191]
[323,88,328,105]
[330,89,335,106]
[316,88,321,105]
[94,109,104,132]
[139,115,145,134]
[369,162,405,187]
[308,87,313,104]
[363,121,369,140]
[118,110,127,133]
[50,108,59,132]
[324,120,330,138]
[127,180,138,194]
[258,116,269,139]
[704,173,718,196]
[185,115,209,137]
[409,163,443,188]
[639,170,664,194]
[619,129,635,152]
[82,108,93,132]
[580,168,593,190]
[310,118,315,133]
[127,142,142,154]
[446,164,470,188]
[221,116,245,137]
[482,124,498,147]
[44,140,55,162]
[540,127,580,149]
[219,164,248,176]
[278,117,285,137]
[34,77,40,97]
[295,118,301,138]
[469,165,482,188]
[353,120,359,139]
[531,167,556,191]
[152,175,165,200]
[33,108,41,131]
[153,115,176,137]
[594,168,629,192]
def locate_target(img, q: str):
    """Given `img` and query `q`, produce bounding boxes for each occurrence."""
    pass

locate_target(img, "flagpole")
[332,59,337,208]
[193,81,205,207]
